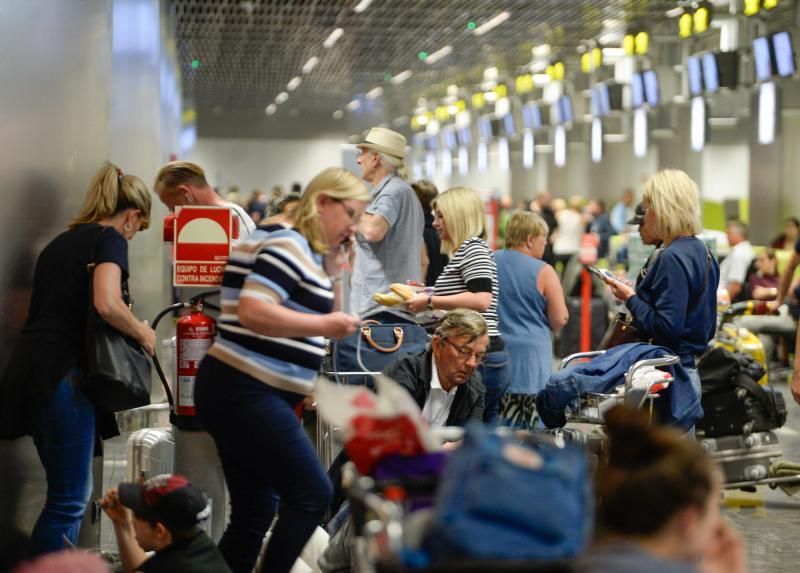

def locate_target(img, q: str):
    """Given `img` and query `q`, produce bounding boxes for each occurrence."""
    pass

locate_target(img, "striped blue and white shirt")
[207,223,333,395]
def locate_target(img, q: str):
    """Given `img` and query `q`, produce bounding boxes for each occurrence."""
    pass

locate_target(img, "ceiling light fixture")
[302,56,319,74]
[265,104,277,115]
[345,99,361,111]
[366,86,384,99]
[473,11,510,36]
[287,76,302,91]
[275,92,289,104]
[332,110,344,120]
[391,70,412,84]
[323,28,344,49]
[423,45,453,65]
[353,0,373,13]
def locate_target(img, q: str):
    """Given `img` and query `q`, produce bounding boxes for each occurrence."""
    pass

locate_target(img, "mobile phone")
[588,266,617,282]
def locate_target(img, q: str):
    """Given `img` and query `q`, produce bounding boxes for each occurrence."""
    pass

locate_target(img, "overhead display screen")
[773,31,796,77]
[688,56,703,96]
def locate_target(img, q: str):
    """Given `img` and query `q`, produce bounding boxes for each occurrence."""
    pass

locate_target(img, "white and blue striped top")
[207,223,333,395]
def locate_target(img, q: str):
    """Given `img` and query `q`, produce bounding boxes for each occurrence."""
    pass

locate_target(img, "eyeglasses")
[442,338,487,364]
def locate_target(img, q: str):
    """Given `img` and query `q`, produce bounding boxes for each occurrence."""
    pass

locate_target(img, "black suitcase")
[554,298,609,358]
[698,383,787,438]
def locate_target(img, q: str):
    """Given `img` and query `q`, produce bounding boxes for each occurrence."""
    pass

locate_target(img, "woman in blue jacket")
[604,169,719,427]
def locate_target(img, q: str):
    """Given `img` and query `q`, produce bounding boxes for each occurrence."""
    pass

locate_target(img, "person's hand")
[441,440,462,451]
[406,280,425,287]
[791,370,800,406]
[605,276,635,302]
[98,488,132,526]
[700,518,747,573]
[323,312,360,339]
[405,292,429,314]
[138,324,156,356]
[766,299,781,313]
[302,394,316,411]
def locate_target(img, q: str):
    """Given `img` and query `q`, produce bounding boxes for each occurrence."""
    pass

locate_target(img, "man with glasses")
[351,127,424,316]
[383,309,488,427]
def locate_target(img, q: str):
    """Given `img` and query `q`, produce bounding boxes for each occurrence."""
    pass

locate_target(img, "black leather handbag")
[83,228,151,412]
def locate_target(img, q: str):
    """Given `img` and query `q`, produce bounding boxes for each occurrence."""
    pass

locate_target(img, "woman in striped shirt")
[193,167,369,573]
[406,186,510,424]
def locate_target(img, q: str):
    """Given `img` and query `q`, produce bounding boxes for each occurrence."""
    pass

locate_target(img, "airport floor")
[723,377,800,573]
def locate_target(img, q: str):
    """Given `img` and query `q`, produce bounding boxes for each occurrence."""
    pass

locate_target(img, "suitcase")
[126,427,175,482]
[698,385,787,438]
[554,298,609,358]
[697,431,782,484]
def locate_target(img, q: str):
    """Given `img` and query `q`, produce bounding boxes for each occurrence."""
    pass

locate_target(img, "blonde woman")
[0,163,154,555]
[406,186,508,424]
[495,211,568,427]
[193,167,369,573]
[603,169,719,430]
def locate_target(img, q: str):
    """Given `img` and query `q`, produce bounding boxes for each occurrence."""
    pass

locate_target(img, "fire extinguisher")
[174,305,215,430]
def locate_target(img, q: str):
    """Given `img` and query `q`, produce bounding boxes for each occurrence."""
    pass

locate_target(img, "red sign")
[173,206,232,287]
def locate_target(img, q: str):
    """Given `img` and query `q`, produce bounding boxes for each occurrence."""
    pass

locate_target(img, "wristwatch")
[427,294,434,311]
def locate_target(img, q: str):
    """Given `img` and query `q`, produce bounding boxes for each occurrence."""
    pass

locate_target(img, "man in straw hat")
[350,127,425,316]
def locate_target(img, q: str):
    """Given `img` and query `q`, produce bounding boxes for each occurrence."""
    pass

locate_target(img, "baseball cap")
[628,202,646,226]
[118,474,210,532]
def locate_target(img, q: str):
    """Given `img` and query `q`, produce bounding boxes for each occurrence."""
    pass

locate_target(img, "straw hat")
[357,127,407,159]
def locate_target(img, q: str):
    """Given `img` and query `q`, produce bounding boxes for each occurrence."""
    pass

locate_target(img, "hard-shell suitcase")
[126,427,175,482]
[697,431,782,484]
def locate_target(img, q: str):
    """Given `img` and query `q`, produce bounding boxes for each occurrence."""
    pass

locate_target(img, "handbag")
[331,310,428,387]
[598,312,652,350]
[83,228,152,412]
[425,422,592,562]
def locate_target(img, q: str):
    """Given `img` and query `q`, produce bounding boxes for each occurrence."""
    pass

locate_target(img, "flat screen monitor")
[688,55,703,96]
[643,70,660,106]
[522,101,543,129]
[441,126,457,150]
[457,125,472,147]
[773,31,796,77]
[426,134,439,151]
[753,36,774,82]
[631,73,645,108]
[591,84,610,116]
[559,95,574,124]
[502,113,516,136]
[478,115,493,139]
[702,53,719,93]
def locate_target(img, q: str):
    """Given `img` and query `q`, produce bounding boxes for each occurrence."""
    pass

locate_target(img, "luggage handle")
[361,321,405,353]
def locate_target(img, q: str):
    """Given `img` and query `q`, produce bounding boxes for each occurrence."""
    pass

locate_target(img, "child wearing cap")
[99,474,231,573]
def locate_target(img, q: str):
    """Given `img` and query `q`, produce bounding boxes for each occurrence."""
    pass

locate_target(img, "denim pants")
[195,356,333,573]
[478,348,511,425]
[29,369,95,556]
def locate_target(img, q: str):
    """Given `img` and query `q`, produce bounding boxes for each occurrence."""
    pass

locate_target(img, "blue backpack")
[425,422,592,563]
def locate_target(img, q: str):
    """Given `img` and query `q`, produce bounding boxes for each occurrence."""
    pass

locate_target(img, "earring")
[123,222,133,232]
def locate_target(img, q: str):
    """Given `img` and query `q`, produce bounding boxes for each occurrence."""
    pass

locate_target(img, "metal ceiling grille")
[172,0,795,129]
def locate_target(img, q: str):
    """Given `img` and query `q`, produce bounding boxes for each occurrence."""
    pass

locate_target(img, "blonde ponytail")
[69,162,152,229]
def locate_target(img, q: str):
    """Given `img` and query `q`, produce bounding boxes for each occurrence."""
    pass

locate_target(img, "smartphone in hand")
[588,266,618,282]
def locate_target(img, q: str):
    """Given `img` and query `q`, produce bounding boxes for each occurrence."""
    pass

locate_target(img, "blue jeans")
[478,348,511,425]
[195,356,332,573]
[29,369,95,556]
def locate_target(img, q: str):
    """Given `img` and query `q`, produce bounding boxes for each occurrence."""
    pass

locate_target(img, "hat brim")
[118,482,151,517]
[356,142,406,159]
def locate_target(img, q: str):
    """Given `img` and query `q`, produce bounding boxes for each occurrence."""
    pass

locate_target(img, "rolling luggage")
[126,427,175,482]
[697,431,782,484]
[554,298,609,358]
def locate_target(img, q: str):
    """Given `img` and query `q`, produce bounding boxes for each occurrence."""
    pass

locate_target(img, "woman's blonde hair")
[432,186,487,256]
[643,169,702,240]
[69,163,151,230]
[154,161,208,204]
[292,167,369,254]
[505,211,548,249]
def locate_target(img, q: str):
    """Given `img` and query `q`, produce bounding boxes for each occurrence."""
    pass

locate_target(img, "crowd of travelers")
[3,124,798,573]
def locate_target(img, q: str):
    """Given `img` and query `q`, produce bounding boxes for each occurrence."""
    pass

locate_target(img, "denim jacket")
[536,343,702,430]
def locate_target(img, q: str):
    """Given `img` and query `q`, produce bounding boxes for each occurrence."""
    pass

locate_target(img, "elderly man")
[384,308,487,426]
[350,127,424,317]
[719,219,754,302]
[154,161,256,239]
